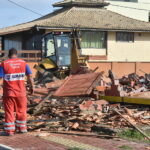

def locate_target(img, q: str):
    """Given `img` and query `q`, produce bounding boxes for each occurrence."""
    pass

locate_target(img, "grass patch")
[118,129,146,141]
[68,148,84,150]
[119,145,133,149]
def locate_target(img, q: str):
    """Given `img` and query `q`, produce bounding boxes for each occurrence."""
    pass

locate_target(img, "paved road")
[0,131,149,150]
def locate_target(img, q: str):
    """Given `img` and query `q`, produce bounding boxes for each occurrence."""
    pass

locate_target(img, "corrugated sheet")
[54,73,102,97]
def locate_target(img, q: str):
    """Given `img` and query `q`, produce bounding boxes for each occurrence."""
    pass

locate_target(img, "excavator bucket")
[39,58,57,70]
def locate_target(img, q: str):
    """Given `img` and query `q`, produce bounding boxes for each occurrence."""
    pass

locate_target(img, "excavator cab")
[43,33,72,68]
[34,31,87,83]
[34,32,72,83]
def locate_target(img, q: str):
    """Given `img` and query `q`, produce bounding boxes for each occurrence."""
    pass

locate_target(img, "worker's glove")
[29,87,34,95]
[28,86,34,95]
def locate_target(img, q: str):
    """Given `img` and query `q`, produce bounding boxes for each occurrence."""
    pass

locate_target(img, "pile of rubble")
[101,71,150,97]
[26,96,150,132]
[24,72,150,133]
[0,71,149,136]
[103,106,150,128]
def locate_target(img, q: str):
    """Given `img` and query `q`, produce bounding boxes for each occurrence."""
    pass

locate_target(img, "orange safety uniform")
[0,58,32,134]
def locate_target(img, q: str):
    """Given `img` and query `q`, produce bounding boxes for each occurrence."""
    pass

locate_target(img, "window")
[44,34,55,57]
[4,35,22,50]
[116,32,134,42]
[55,35,71,66]
[149,12,150,22]
[81,31,107,49]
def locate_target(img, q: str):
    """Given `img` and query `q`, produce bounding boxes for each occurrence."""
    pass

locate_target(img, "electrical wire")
[7,0,43,16]
[6,0,150,17]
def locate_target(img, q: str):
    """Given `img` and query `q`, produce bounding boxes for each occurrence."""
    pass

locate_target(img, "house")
[1,0,150,77]
[107,0,150,22]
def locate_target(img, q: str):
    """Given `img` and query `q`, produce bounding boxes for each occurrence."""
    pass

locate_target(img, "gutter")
[36,26,73,32]
[1,25,150,36]
[36,26,150,33]
[0,27,32,36]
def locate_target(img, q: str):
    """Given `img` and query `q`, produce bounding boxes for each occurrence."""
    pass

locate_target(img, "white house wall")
[82,48,106,55]
[107,32,150,62]
[106,0,150,22]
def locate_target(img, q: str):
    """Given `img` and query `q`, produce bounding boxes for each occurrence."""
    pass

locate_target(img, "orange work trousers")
[3,96,27,134]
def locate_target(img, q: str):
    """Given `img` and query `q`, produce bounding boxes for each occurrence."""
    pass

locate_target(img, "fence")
[88,62,150,78]
[0,50,42,62]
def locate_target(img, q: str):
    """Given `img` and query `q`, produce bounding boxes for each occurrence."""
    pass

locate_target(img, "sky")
[0,0,60,28]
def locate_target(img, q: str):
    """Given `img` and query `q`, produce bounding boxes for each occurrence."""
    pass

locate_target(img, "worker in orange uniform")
[0,48,34,136]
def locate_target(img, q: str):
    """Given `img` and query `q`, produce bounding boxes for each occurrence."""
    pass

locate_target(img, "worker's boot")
[0,131,14,136]
[18,130,28,134]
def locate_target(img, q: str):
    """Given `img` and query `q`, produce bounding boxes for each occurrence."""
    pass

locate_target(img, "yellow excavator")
[34,31,150,105]
[34,30,88,84]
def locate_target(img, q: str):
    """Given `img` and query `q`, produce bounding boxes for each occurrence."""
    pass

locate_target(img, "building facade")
[107,0,150,22]
[1,0,150,77]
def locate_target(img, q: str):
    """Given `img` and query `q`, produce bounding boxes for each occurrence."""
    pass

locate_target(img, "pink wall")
[88,62,150,78]
[27,61,150,79]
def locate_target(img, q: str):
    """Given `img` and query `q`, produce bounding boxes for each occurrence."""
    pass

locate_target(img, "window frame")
[116,32,134,42]
[80,31,107,49]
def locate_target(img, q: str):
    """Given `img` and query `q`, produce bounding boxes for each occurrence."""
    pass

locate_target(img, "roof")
[53,0,109,7]
[54,72,102,97]
[1,6,150,35]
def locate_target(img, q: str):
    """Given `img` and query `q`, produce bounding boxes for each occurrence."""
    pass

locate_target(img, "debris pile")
[27,72,104,132]
[26,97,150,132]
[102,106,150,128]
[27,98,97,132]
[26,71,150,133]
[0,71,149,135]
[101,71,150,97]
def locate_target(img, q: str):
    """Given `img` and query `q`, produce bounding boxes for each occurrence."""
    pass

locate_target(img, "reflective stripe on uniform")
[4,73,25,81]
[16,120,26,124]
[16,124,26,127]
[4,122,15,126]
[4,127,15,130]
